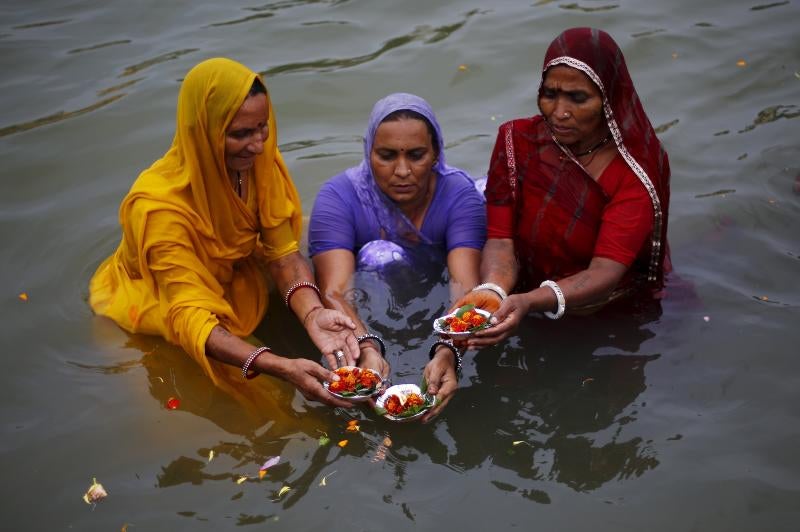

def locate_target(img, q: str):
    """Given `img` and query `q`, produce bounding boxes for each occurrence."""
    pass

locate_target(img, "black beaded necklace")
[573,134,611,157]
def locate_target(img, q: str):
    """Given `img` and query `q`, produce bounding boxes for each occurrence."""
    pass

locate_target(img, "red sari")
[485,28,670,294]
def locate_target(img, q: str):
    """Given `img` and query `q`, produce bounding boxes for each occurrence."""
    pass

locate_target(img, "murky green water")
[1,1,799,530]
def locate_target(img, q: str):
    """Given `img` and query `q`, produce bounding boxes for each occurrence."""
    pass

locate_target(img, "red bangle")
[242,346,271,380]
[284,281,321,308]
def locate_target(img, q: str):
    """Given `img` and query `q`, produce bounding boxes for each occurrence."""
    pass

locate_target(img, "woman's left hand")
[305,308,359,368]
[420,347,459,423]
[466,293,529,349]
[358,345,390,380]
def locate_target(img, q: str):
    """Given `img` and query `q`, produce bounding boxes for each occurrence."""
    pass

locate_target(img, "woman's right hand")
[279,358,355,408]
[420,346,459,423]
[465,293,529,349]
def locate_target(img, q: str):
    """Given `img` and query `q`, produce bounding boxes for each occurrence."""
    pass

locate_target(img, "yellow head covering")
[90,58,302,389]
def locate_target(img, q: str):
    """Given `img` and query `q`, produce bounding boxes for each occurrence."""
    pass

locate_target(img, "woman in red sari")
[446,27,670,355]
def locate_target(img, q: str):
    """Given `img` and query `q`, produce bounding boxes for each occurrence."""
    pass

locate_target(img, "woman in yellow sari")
[89,58,361,407]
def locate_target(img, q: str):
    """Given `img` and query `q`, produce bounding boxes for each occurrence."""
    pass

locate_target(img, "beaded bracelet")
[242,346,272,379]
[539,280,566,319]
[429,339,462,376]
[284,281,321,308]
[471,282,508,301]
[356,333,386,357]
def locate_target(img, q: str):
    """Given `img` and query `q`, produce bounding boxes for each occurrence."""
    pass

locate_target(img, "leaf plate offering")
[433,304,492,338]
[374,383,436,422]
[324,366,384,402]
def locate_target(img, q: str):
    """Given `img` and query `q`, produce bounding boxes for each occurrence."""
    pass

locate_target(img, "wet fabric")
[485,27,670,292]
[89,57,302,387]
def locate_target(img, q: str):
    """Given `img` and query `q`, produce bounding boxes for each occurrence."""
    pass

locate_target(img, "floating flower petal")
[18,292,28,302]
[318,470,337,487]
[260,456,280,472]
[338,439,348,448]
[82,477,108,504]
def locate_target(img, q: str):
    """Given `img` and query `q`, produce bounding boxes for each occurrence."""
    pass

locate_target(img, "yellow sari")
[90,58,302,397]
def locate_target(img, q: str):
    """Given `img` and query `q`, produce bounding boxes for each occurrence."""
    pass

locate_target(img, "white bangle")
[539,280,565,319]
[471,282,507,301]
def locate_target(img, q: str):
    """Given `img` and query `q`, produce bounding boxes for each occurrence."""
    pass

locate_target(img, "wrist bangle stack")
[284,281,321,308]
[429,339,462,376]
[242,346,272,380]
[357,333,386,357]
[539,280,566,319]
[471,282,508,301]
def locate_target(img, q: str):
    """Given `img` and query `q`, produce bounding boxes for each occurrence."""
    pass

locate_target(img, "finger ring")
[334,349,344,360]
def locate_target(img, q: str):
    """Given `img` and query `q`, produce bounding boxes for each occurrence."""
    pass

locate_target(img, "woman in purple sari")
[309,93,486,420]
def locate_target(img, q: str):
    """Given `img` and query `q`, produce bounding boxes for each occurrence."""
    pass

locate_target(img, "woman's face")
[225,93,269,174]
[370,117,438,208]
[538,65,607,149]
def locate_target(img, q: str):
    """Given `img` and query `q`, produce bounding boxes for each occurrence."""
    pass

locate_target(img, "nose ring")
[562,111,570,118]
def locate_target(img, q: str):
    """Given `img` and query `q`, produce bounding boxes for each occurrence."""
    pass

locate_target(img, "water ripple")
[301,20,348,26]
[262,11,479,76]
[120,48,198,77]
[209,0,350,27]
[67,39,131,55]
[0,94,125,138]
[97,77,143,97]
[12,19,71,30]
[750,1,790,10]
[444,133,492,150]
[558,3,619,12]
[631,29,666,38]
[695,189,737,199]
[207,12,275,28]
[738,104,800,133]
[654,119,679,134]
[279,134,361,153]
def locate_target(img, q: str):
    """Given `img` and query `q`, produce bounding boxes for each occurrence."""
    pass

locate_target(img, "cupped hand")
[358,345,390,380]
[450,289,503,314]
[281,358,355,408]
[420,348,459,423]
[465,293,529,349]
[305,308,359,368]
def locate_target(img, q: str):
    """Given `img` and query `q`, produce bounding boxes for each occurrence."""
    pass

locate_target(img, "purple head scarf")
[346,92,472,246]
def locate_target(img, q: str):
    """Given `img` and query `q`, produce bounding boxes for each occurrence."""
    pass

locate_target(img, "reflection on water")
[448,301,663,498]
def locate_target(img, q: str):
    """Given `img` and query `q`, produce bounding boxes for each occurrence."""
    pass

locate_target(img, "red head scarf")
[543,27,670,286]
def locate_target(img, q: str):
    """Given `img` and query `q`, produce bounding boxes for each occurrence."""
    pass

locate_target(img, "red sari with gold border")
[485,28,670,296]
